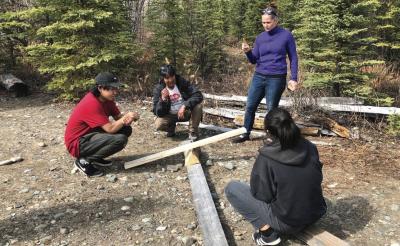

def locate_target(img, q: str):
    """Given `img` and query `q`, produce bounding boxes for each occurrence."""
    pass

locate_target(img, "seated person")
[64,72,139,177]
[225,108,326,245]
[152,64,203,140]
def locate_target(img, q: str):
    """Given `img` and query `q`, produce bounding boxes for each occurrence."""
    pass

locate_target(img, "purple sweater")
[246,26,298,81]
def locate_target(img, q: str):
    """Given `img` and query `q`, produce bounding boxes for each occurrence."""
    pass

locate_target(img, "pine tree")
[296,0,382,96]
[228,0,247,41]
[2,0,138,98]
[243,0,265,40]
[146,0,187,68]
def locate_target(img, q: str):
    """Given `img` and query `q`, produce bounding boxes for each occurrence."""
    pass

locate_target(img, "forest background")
[1,0,399,108]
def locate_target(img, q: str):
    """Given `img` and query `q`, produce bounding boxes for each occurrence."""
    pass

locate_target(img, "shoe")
[188,132,198,141]
[166,131,176,137]
[252,229,281,246]
[74,158,104,177]
[92,158,113,167]
[232,134,250,143]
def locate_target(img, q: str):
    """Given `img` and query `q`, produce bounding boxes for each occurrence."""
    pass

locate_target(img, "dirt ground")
[0,92,399,246]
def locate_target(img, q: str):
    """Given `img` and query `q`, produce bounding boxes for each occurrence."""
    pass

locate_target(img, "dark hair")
[264,108,300,150]
[160,64,176,77]
[91,86,100,97]
[262,3,278,18]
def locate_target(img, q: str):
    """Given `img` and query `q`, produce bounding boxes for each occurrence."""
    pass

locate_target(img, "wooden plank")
[203,93,364,106]
[233,115,320,136]
[295,224,349,246]
[185,150,228,246]
[204,93,400,115]
[124,127,247,169]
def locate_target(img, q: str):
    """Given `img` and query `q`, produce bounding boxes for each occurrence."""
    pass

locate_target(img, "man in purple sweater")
[233,4,299,144]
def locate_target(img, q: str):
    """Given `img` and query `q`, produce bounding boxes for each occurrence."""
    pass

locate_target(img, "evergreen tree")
[375,0,400,66]
[2,0,138,98]
[296,0,382,96]
[243,0,265,40]
[146,0,187,68]
[228,0,247,41]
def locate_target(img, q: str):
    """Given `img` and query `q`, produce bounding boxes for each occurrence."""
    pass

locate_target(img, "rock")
[121,206,130,211]
[390,204,399,212]
[156,225,167,231]
[60,227,69,234]
[205,160,213,166]
[40,235,52,245]
[34,224,48,232]
[124,197,134,203]
[19,188,29,193]
[187,222,197,230]
[142,218,152,223]
[167,164,183,172]
[38,142,47,147]
[390,241,399,246]
[327,183,338,188]
[49,166,58,171]
[181,236,196,246]
[131,225,142,231]
[54,212,65,219]
[223,162,235,170]
[106,174,117,183]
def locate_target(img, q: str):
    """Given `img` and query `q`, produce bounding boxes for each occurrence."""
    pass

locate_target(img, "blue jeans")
[244,72,286,134]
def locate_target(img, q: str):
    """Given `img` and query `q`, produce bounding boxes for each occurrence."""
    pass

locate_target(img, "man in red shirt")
[64,72,139,177]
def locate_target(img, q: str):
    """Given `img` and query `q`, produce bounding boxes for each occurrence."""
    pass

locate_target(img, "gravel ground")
[0,93,399,246]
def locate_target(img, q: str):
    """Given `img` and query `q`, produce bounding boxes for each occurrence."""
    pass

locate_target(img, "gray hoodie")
[250,137,327,227]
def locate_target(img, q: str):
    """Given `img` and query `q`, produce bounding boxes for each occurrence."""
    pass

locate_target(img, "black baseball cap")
[95,72,122,88]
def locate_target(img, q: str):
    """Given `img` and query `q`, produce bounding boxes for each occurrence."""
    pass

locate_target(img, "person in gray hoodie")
[225,108,326,246]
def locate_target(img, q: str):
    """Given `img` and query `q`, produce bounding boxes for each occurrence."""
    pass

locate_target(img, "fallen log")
[204,93,400,115]
[295,224,349,246]
[0,74,29,97]
[124,127,246,169]
[185,149,229,246]
[203,93,364,106]
[233,115,320,136]
[311,117,350,138]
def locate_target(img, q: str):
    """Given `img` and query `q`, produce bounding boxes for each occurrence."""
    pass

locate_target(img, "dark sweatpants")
[78,126,132,162]
[225,180,303,234]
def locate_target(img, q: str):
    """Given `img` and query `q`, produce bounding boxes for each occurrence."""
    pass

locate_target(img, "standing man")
[64,72,139,177]
[153,64,203,141]
[232,4,299,143]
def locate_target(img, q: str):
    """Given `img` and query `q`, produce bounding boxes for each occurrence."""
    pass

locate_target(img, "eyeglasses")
[262,8,277,17]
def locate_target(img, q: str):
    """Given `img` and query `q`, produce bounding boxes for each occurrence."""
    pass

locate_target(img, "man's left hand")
[177,105,186,120]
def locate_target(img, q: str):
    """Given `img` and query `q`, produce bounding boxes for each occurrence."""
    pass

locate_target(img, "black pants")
[78,126,132,161]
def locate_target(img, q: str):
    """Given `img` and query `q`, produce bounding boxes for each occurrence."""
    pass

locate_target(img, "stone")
[40,235,52,244]
[205,160,213,166]
[38,142,47,147]
[124,197,134,203]
[390,204,399,212]
[142,218,152,223]
[60,228,69,234]
[121,206,130,211]
[187,222,197,230]
[223,162,235,170]
[181,236,196,246]
[54,212,65,219]
[106,174,117,183]
[131,225,142,231]
[167,164,182,172]
[19,188,29,193]
[156,225,167,231]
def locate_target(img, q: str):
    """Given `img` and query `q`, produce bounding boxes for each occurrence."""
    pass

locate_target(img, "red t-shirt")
[64,92,120,157]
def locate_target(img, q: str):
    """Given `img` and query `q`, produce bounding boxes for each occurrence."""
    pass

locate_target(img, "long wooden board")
[295,224,350,246]
[124,127,247,169]
[185,150,229,246]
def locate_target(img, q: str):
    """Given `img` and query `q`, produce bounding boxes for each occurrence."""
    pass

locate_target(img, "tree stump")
[0,74,29,97]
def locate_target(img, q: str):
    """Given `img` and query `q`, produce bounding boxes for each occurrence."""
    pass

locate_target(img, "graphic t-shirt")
[167,85,184,114]
[64,92,120,158]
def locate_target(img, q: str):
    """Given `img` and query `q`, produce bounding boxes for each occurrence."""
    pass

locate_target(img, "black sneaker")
[74,158,103,177]
[92,158,113,167]
[252,229,281,245]
[232,134,250,143]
